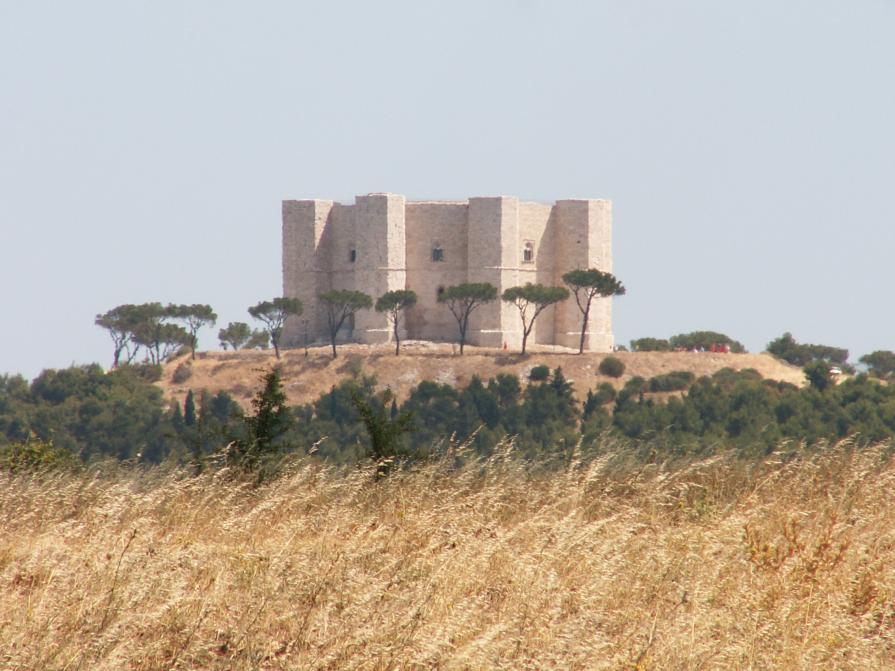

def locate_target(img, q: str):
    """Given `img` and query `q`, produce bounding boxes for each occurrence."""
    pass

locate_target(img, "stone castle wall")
[282,193,614,351]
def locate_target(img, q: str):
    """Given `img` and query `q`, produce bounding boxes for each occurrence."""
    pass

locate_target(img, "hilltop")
[158,342,806,407]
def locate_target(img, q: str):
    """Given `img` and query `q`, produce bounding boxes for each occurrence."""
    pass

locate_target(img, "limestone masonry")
[282,193,614,351]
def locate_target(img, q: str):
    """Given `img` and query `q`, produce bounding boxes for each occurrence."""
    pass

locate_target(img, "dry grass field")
[3,441,894,670]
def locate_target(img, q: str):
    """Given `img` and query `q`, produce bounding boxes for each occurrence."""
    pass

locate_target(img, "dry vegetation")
[159,344,807,408]
[3,442,894,670]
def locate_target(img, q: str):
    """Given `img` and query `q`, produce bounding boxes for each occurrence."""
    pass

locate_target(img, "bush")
[630,337,670,352]
[860,350,895,379]
[0,436,77,473]
[171,362,193,384]
[529,365,550,382]
[593,382,617,405]
[648,371,696,392]
[767,332,850,369]
[130,363,163,382]
[616,376,646,404]
[598,356,625,378]
[669,331,746,353]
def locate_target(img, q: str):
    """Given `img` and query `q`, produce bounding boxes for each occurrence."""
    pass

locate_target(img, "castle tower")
[553,199,613,351]
[352,193,407,343]
[282,198,333,347]
[466,196,522,349]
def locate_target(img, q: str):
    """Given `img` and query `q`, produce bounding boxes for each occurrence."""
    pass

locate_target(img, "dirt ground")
[158,341,806,408]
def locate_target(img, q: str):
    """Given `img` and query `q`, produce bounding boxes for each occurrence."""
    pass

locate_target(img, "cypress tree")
[184,390,197,427]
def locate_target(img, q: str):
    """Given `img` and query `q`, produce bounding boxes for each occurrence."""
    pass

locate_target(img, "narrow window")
[522,241,534,263]
[437,285,445,299]
[432,245,445,262]
[349,248,357,263]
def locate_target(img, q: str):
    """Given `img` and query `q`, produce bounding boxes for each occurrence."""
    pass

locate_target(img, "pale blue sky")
[2,1,893,379]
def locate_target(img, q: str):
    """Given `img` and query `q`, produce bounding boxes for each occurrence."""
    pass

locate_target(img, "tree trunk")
[393,312,400,356]
[521,329,529,355]
[330,335,338,358]
[273,341,280,359]
[578,302,591,354]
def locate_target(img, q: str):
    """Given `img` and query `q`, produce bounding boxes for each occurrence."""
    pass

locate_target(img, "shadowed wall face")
[282,193,612,351]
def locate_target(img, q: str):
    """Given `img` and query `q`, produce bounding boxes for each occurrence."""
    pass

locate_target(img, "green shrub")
[617,376,647,402]
[669,331,746,353]
[648,371,695,392]
[767,332,850,369]
[172,362,193,384]
[529,365,550,382]
[598,356,625,378]
[0,436,77,473]
[630,337,670,352]
[130,363,163,382]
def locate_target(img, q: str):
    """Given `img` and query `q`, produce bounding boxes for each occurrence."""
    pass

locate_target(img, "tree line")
[95,269,625,366]
[10,352,895,474]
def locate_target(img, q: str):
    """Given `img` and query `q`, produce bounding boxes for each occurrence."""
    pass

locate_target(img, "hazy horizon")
[2,1,894,380]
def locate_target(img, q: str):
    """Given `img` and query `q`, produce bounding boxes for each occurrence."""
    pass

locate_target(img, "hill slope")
[158,342,806,407]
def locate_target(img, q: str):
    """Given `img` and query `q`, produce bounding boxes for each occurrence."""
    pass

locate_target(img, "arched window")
[432,245,445,262]
[522,241,534,263]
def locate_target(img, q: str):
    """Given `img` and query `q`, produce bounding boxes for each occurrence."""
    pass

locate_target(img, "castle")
[282,193,614,351]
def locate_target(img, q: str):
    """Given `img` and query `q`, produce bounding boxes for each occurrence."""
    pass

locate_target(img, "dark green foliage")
[219,322,269,351]
[669,331,746,353]
[14,336,895,473]
[130,363,162,382]
[648,371,696,392]
[804,361,833,392]
[0,435,78,473]
[96,303,193,366]
[561,269,626,354]
[246,329,271,350]
[766,332,849,368]
[186,390,244,463]
[184,390,197,426]
[375,290,418,355]
[219,322,251,350]
[95,304,146,368]
[501,283,569,354]
[227,369,291,476]
[437,283,498,355]
[604,367,895,456]
[248,297,303,359]
[0,365,172,462]
[617,376,647,404]
[710,367,764,390]
[172,362,193,384]
[129,303,192,365]
[352,391,414,474]
[529,365,550,381]
[593,382,617,405]
[168,304,217,360]
[583,382,617,421]
[598,356,625,378]
[319,290,373,358]
[859,350,895,379]
[630,337,671,352]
